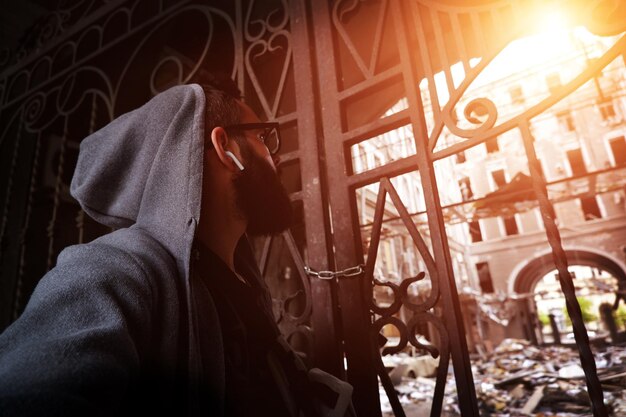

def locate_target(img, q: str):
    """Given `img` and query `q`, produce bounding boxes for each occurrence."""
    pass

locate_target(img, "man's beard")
[233,144,293,236]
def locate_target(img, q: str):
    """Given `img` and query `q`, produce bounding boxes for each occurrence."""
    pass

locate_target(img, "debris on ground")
[380,339,626,416]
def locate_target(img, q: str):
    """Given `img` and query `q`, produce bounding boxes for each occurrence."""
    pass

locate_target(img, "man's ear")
[210,127,242,172]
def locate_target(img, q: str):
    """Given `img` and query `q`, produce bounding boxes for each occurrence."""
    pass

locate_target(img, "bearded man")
[0,76,339,416]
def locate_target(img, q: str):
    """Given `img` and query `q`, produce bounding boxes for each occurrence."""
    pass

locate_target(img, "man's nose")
[264,153,280,173]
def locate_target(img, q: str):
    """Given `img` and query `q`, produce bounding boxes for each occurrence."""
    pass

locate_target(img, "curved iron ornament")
[116,4,236,99]
[332,0,390,80]
[432,33,626,159]
[243,0,292,120]
[2,0,112,70]
[259,231,315,361]
[364,177,449,417]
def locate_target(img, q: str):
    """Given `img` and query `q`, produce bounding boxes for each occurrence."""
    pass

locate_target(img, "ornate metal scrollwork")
[243,0,292,120]
[23,93,46,129]
[2,0,114,71]
[258,231,315,363]
[332,0,390,80]
[364,177,449,417]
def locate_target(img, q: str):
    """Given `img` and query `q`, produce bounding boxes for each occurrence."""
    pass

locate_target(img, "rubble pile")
[380,339,626,416]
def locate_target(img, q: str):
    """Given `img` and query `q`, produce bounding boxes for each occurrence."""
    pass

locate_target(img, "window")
[458,177,473,201]
[581,197,602,220]
[557,110,575,132]
[597,99,616,121]
[476,262,494,293]
[509,85,524,105]
[491,169,507,189]
[546,73,562,94]
[608,136,626,166]
[566,148,587,176]
[469,221,483,243]
[486,137,499,153]
[503,216,519,236]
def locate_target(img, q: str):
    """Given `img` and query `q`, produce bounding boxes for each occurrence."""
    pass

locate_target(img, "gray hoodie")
[0,84,223,416]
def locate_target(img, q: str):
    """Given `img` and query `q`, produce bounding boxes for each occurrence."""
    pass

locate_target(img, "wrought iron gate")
[1,1,625,416]
[308,1,624,416]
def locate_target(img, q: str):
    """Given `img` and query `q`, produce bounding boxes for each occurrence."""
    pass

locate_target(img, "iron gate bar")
[1,110,27,323]
[276,231,314,332]
[336,66,403,100]
[390,0,480,415]
[288,0,343,377]
[343,110,410,146]
[347,156,419,188]
[310,1,382,415]
[259,235,272,274]
[519,119,608,417]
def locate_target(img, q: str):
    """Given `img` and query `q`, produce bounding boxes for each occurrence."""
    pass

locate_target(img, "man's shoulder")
[56,227,178,282]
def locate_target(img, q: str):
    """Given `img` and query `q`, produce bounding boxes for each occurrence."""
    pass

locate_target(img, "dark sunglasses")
[224,122,281,155]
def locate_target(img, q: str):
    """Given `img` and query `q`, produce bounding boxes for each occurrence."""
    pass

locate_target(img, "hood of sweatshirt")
[70,83,205,279]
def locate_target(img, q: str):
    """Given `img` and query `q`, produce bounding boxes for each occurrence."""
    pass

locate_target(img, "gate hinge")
[304,264,365,280]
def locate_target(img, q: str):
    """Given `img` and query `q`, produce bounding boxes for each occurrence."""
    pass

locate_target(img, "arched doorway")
[514,250,626,343]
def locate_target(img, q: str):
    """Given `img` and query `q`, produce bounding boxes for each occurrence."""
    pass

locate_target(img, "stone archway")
[513,249,626,344]
[514,250,626,295]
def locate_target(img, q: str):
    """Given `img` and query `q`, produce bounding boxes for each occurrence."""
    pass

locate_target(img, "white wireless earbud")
[225,151,245,171]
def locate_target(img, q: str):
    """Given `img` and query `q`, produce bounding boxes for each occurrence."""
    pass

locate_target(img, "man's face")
[232,103,293,236]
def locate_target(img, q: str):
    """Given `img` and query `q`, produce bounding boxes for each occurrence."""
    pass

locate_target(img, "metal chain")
[304,264,364,280]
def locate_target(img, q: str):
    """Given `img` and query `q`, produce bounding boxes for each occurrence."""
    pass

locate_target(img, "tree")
[563,297,597,326]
